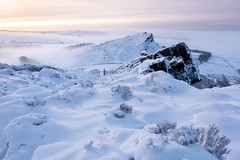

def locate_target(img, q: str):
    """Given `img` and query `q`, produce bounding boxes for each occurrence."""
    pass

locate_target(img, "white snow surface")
[0,67,239,160]
[0,30,240,160]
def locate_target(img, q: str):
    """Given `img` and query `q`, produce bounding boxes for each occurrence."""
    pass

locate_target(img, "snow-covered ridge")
[74,32,163,65]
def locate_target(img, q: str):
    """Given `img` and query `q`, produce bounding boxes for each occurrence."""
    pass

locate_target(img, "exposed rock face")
[116,42,200,84]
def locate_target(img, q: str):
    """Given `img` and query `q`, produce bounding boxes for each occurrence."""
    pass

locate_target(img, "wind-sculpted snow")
[0,63,239,160]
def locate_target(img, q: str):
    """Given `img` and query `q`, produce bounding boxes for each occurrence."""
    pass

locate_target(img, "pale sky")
[0,0,239,31]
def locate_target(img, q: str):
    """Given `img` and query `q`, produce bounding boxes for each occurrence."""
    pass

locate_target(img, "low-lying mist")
[0,45,83,68]
[0,30,134,68]
[1,30,240,69]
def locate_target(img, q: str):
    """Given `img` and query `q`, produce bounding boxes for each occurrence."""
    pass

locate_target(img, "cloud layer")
[0,0,240,31]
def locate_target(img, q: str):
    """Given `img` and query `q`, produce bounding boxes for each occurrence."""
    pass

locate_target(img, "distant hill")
[74,32,163,65]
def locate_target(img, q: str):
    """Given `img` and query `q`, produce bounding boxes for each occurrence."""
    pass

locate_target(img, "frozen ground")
[0,30,240,160]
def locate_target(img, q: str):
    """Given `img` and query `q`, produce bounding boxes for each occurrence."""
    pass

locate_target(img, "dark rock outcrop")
[116,42,200,84]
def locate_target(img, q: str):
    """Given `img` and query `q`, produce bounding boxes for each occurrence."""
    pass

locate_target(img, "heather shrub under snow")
[148,120,177,135]
[113,102,133,118]
[204,125,231,160]
[147,121,231,160]
[26,97,46,107]
[111,85,133,100]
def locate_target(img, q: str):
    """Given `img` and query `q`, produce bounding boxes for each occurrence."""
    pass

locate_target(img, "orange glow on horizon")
[0,17,166,31]
[0,16,200,31]
[0,18,127,31]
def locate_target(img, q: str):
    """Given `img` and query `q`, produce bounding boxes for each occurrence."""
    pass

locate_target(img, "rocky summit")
[116,42,201,84]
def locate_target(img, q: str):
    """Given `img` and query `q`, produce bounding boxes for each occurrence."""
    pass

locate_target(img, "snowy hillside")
[72,32,163,65]
[0,63,239,160]
[0,30,240,160]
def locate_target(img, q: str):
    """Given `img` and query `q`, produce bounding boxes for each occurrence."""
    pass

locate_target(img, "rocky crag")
[116,42,201,85]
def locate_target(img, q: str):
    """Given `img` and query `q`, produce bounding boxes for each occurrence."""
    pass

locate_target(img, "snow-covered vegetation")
[0,30,240,160]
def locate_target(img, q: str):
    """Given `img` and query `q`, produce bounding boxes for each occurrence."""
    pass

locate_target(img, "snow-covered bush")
[175,124,230,160]
[148,120,176,135]
[113,110,126,118]
[147,121,231,160]
[113,102,133,118]
[111,85,133,100]
[119,102,133,114]
[80,80,94,88]
[56,93,72,103]
[204,125,231,160]
[175,125,202,146]
[26,97,46,107]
